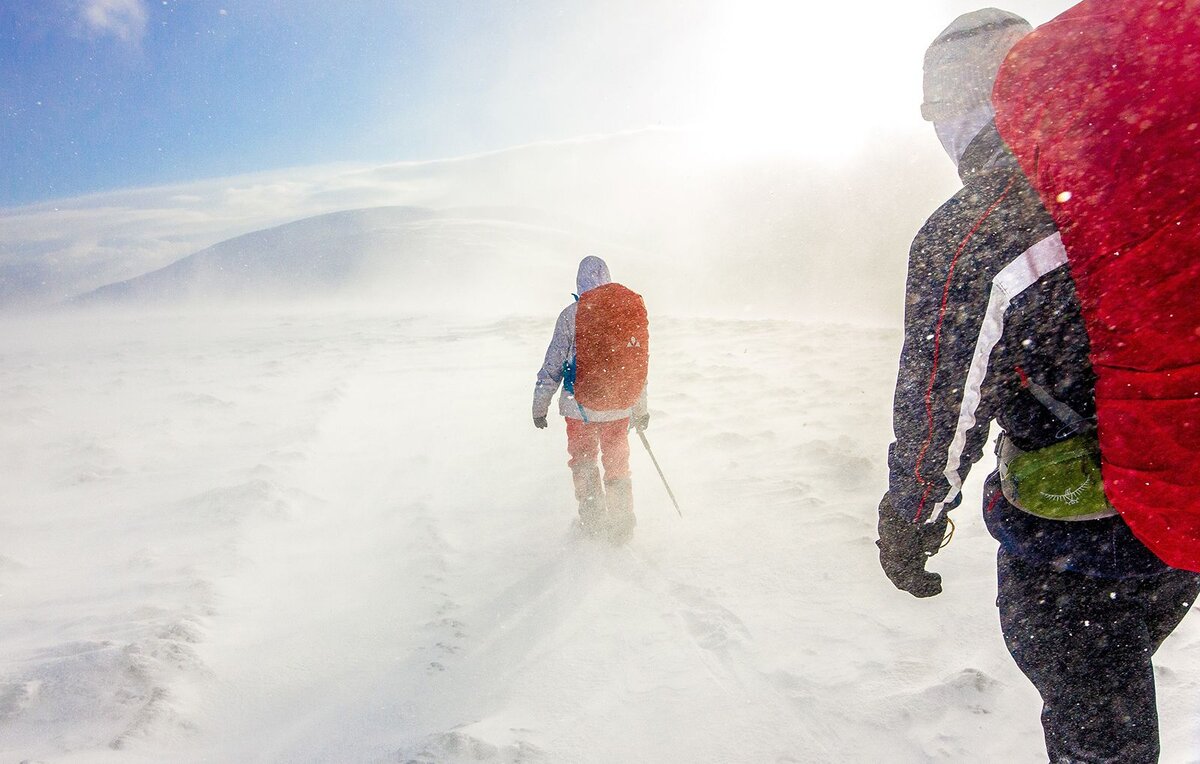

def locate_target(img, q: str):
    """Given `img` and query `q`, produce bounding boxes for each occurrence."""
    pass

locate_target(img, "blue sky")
[2,1,537,206]
[2,0,1070,209]
[5,0,758,208]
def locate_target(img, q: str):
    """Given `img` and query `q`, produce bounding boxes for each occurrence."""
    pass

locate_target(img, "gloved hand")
[533,415,548,429]
[633,413,649,432]
[876,494,948,598]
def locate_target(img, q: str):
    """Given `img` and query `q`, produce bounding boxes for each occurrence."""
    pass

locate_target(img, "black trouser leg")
[996,549,1200,763]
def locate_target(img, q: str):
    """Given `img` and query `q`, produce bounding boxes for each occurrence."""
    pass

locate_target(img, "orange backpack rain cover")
[573,282,649,411]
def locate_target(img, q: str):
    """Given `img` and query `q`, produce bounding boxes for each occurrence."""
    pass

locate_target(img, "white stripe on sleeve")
[928,232,1070,522]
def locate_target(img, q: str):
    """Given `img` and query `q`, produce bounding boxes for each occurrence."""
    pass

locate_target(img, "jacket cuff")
[632,388,649,418]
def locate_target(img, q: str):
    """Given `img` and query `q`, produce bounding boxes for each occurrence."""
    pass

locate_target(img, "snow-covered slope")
[2,306,1198,762]
[73,206,616,312]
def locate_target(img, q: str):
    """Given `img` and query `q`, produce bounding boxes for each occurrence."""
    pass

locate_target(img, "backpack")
[993,0,1200,571]
[572,282,649,411]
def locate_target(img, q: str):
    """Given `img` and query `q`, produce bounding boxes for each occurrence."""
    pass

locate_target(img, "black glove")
[876,494,948,598]
[533,415,548,429]
[633,413,649,432]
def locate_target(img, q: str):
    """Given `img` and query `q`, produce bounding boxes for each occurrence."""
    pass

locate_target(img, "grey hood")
[576,256,611,296]
[935,104,995,169]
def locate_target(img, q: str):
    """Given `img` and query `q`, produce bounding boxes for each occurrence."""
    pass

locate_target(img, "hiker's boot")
[604,476,636,544]
[572,463,607,537]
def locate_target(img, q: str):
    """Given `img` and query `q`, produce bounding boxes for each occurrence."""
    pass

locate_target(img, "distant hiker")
[533,256,649,543]
[876,8,1200,763]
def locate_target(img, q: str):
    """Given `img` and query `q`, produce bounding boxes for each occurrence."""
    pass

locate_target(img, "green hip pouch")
[998,434,1117,521]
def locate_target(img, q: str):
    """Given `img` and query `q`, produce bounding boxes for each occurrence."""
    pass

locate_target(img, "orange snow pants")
[565,417,630,485]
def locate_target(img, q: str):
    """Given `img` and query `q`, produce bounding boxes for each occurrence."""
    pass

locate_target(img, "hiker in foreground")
[533,256,649,543]
[876,8,1200,762]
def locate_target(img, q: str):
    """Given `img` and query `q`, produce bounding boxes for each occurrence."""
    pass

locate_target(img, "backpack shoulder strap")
[1015,365,1093,435]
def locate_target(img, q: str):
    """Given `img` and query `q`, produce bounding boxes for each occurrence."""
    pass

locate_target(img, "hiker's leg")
[566,418,604,532]
[996,549,1166,764]
[1136,567,1200,652]
[566,417,601,495]
[596,418,631,483]
[597,419,634,542]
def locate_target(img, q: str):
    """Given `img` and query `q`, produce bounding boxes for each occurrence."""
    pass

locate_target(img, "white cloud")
[79,0,148,44]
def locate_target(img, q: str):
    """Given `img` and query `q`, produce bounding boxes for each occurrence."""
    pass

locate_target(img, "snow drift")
[3,305,1199,763]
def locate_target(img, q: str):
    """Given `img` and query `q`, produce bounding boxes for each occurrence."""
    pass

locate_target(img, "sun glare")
[695,1,934,162]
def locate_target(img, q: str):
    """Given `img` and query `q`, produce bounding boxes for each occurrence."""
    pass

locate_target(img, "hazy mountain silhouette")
[76,205,609,310]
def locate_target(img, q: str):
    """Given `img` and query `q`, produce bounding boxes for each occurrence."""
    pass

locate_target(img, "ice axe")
[637,429,682,517]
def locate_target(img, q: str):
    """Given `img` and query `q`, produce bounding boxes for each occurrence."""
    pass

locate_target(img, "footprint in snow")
[399,729,546,764]
[672,583,750,652]
[899,667,1001,718]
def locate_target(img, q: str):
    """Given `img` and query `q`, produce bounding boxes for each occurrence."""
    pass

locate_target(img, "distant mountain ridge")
[75,205,612,310]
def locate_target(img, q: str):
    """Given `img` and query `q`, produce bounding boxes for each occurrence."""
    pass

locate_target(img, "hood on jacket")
[935,103,995,169]
[921,9,1031,124]
[576,256,611,295]
[922,8,1031,169]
